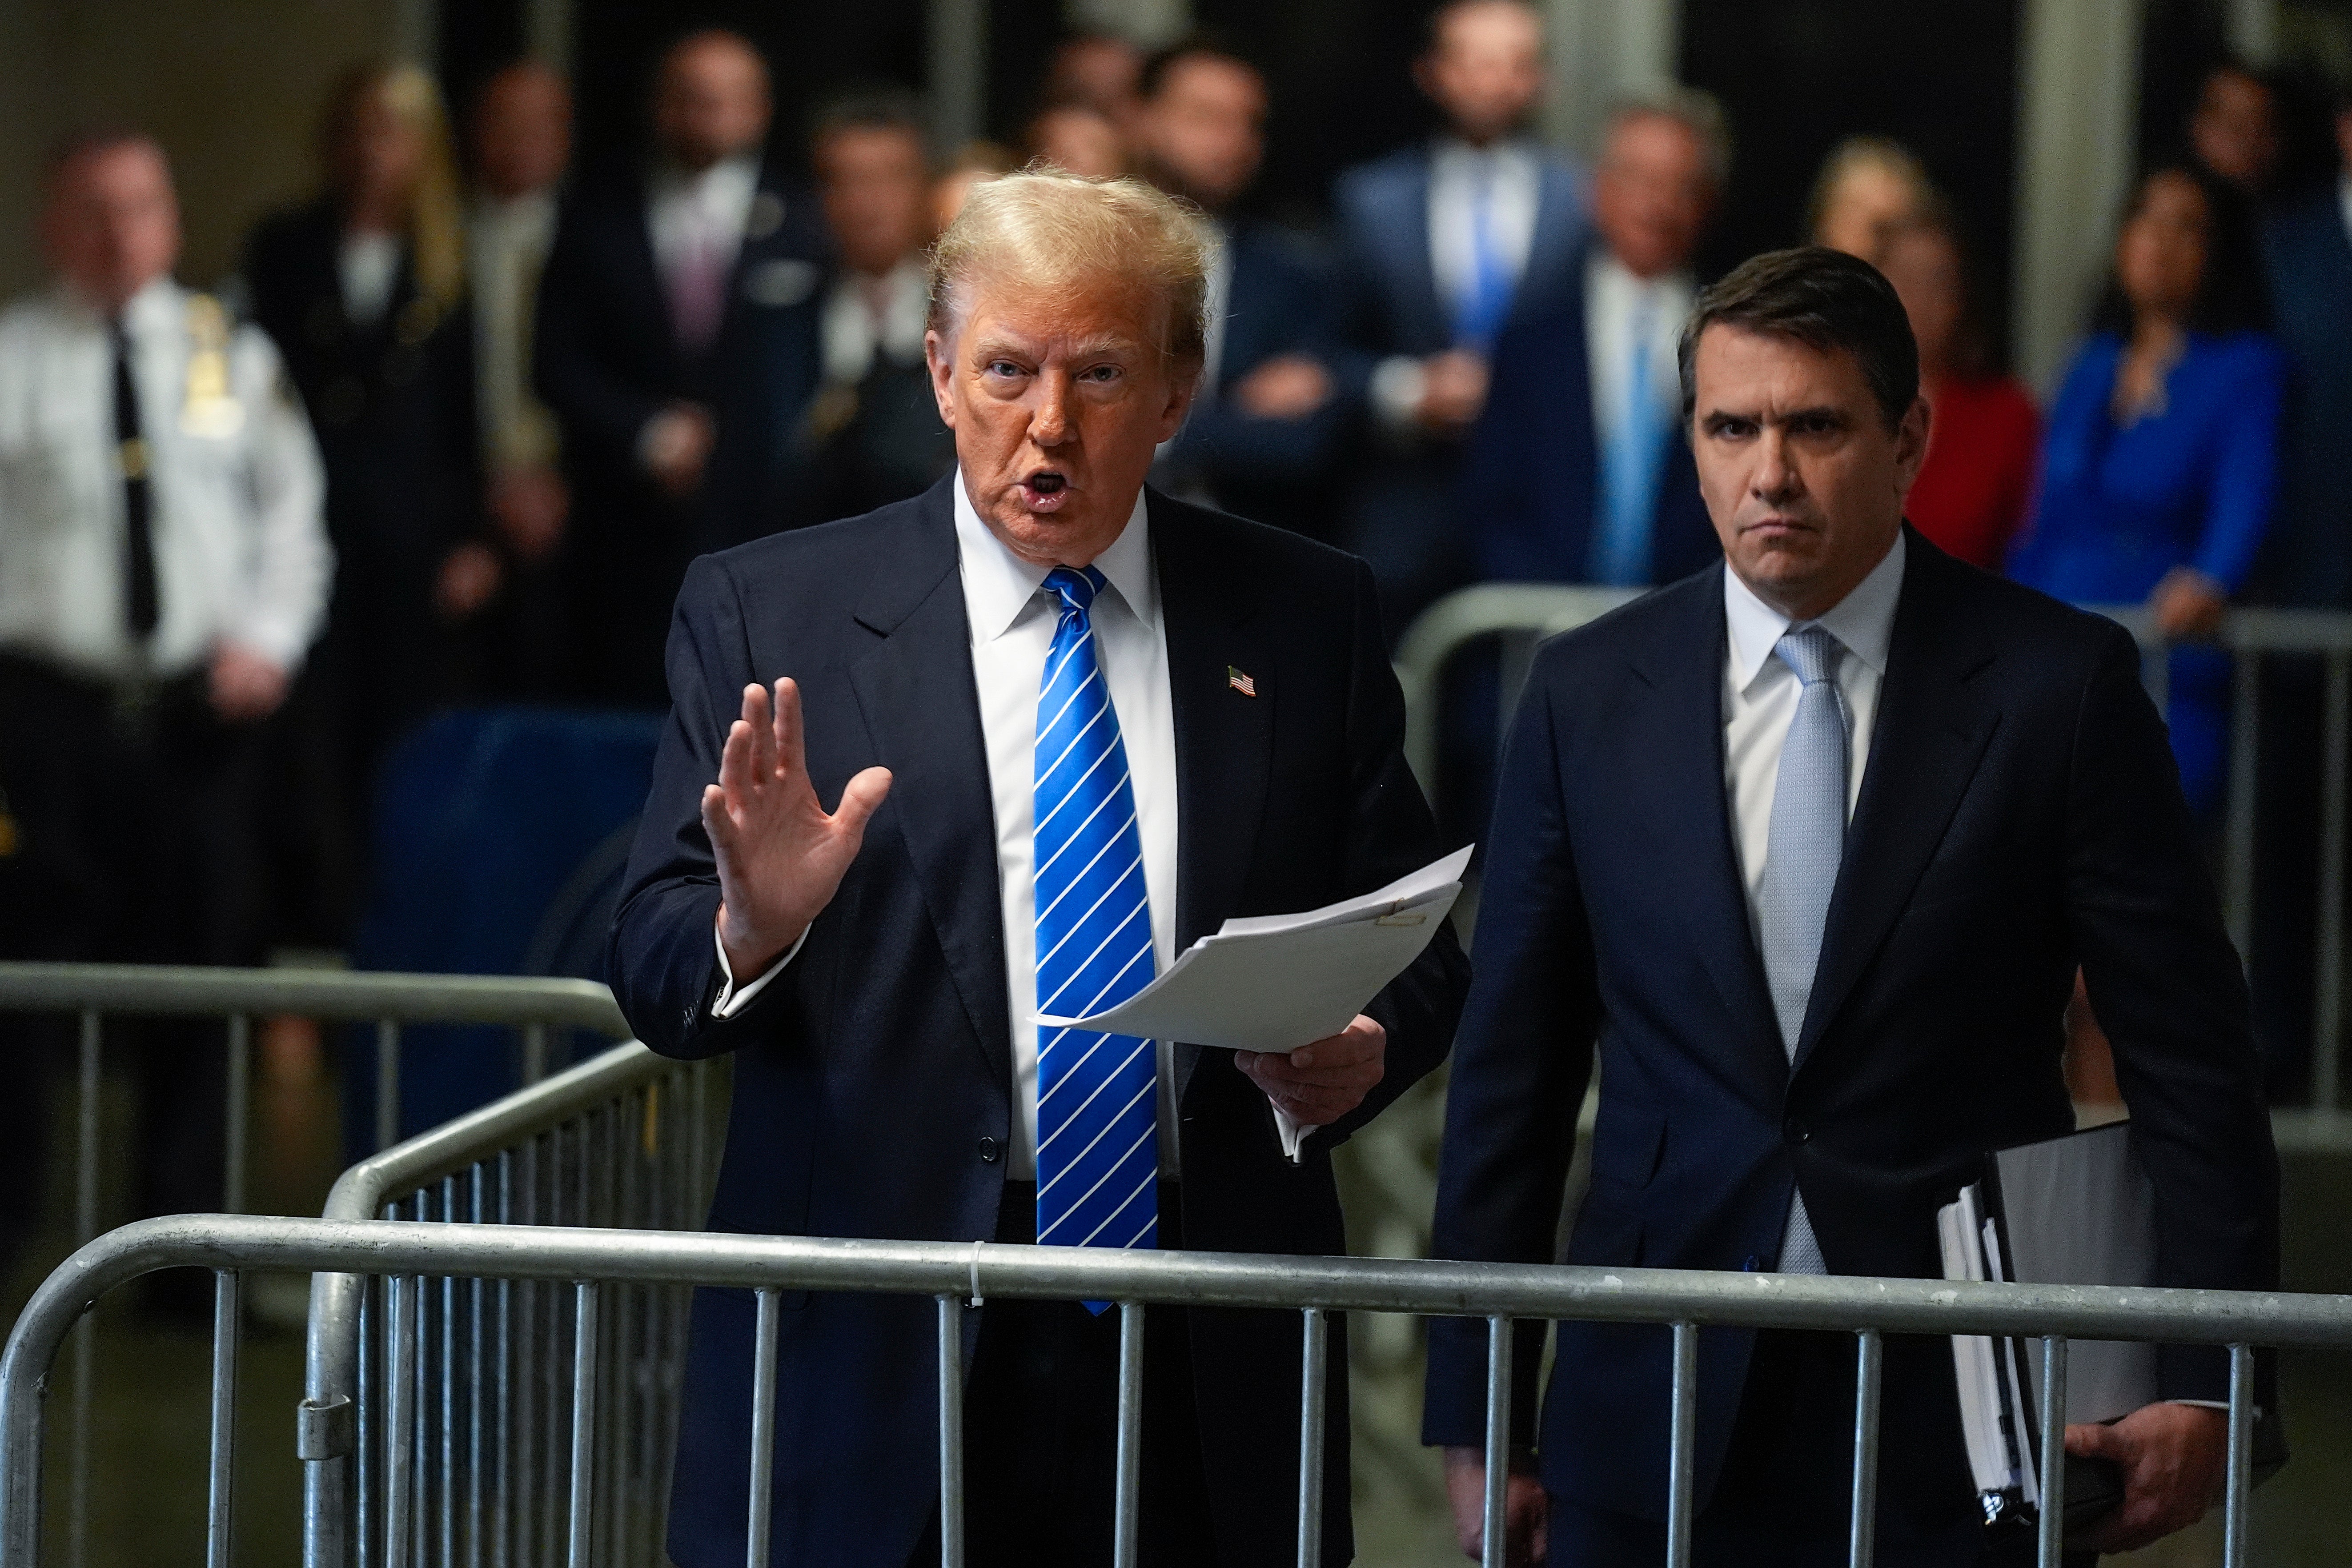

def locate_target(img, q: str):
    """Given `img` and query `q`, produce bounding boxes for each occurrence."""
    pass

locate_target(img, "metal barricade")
[1,1213,2344,1568]
[0,963,634,1568]
[301,1040,726,1568]
[1393,588,2352,1150]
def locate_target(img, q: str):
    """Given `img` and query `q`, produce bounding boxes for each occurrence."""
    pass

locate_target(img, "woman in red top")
[1880,214,2040,568]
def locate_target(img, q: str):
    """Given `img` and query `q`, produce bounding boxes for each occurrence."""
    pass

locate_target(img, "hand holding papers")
[1036,846,1471,1055]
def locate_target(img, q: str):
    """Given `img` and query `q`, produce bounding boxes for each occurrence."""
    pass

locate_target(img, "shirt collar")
[952,471,1155,642]
[1724,528,1907,692]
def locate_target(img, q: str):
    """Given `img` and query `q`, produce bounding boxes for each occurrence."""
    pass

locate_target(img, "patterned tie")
[1587,297,1663,587]
[1756,625,1847,1275]
[1033,567,1160,1295]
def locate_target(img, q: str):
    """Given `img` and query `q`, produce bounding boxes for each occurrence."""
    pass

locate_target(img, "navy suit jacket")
[1160,221,1353,532]
[610,478,1468,1566]
[1461,265,1718,584]
[1423,534,2278,1529]
[533,162,826,702]
[1332,143,1588,362]
[2256,189,2352,606]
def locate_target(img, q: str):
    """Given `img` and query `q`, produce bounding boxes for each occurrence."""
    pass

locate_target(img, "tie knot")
[1044,565,1107,617]
[1775,624,1841,686]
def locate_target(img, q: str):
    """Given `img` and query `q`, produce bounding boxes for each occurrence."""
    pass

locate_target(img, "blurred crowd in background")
[1,0,2351,1260]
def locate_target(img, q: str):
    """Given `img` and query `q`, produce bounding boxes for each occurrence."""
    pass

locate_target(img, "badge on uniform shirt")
[179,293,245,439]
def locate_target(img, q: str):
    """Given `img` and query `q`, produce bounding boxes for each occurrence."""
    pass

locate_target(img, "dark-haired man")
[802,92,952,522]
[1135,37,1350,535]
[1425,247,2278,1564]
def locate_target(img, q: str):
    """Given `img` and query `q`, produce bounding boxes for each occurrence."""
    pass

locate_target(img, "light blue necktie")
[1587,299,1664,586]
[1756,625,1847,1275]
[1033,567,1160,1297]
[1454,160,1513,350]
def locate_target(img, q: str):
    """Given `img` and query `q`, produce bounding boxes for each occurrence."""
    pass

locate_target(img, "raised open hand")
[701,679,892,978]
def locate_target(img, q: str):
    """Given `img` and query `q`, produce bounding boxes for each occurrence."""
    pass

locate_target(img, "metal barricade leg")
[1666,1321,1697,1568]
[224,1015,250,1215]
[1112,1303,1144,1568]
[935,1294,963,1568]
[2035,1336,2067,1568]
[207,1270,241,1568]
[1848,1329,1881,1568]
[1295,1307,1327,1568]
[2225,655,2262,958]
[1481,1315,1509,1568]
[376,1021,402,1155]
[747,1289,780,1568]
[568,1283,598,1568]
[388,1275,415,1568]
[69,1010,100,1568]
[2224,1343,2253,1568]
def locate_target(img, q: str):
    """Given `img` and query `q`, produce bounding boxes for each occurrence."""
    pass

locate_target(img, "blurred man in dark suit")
[534,29,826,706]
[1135,36,1350,536]
[1426,249,2277,1565]
[1332,0,1586,634]
[801,90,953,524]
[1464,89,1727,586]
[610,170,1465,1566]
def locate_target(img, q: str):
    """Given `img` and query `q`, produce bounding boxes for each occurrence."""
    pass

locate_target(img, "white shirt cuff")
[710,924,808,1019]
[1272,1103,1316,1165]
[1369,354,1428,433]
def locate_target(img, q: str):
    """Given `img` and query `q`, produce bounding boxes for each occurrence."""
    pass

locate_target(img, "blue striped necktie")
[1033,566,1160,1290]
[1757,624,1846,1275]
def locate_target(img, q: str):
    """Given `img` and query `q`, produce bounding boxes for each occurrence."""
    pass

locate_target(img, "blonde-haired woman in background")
[1806,134,1935,266]
[241,60,498,946]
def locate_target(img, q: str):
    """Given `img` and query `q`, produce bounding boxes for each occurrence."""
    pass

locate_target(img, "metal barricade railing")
[1,1213,2344,1568]
[0,963,634,1568]
[302,1040,726,1568]
[1393,588,2352,1150]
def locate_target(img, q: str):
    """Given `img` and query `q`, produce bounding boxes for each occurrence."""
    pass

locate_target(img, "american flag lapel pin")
[1227,665,1257,697]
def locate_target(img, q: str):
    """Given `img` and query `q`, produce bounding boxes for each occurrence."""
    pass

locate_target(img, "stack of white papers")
[1036,846,1471,1055]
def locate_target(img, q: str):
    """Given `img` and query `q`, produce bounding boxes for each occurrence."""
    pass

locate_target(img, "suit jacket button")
[977,1137,1001,1164]
[1783,1117,1810,1145]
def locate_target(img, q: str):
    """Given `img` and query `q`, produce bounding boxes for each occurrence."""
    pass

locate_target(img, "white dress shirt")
[1722,531,1906,937]
[337,232,403,329]
[711,476,1312,1170]
[469,190,560,470]
[1584,251,1693,455]
[647,156,759,301]
[0,279,332,682]
[1369,138,1545,432]
[818,257,931,388]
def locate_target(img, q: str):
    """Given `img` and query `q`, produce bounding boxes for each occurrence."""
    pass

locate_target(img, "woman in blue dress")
[2009,162,2285,818]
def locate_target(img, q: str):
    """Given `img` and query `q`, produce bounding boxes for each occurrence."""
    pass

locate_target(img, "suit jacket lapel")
[846,481,1012,1087]
[1628,572,1788,1084]
[1517,163,1584,324]
[1793,534,1999,1071]
[1154,492,1275,1103]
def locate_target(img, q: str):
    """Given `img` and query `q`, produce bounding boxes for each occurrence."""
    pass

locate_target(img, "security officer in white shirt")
[0,129,329,1288]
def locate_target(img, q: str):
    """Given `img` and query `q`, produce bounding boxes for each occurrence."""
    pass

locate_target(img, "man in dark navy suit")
[534,29,825,706]
[1464,91,1728,588]
[1425,249,2278,1565]
[610,170,1465,1567]
[1134,37,1351,540]
[1331,0,1586,634]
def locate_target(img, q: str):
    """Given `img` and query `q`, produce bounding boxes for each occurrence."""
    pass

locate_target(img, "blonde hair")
[927,167,1210,367]
[1805,136,1937,248]
[322,61,467,313]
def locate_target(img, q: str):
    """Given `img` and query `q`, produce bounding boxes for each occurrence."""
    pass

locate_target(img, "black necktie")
[111,317,159,640]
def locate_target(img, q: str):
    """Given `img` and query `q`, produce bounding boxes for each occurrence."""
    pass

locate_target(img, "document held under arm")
[1036,846,1472,1055]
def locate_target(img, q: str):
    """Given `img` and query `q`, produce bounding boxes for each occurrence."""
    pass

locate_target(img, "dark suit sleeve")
[1459,314,1559,582]
[2067,622,2280,1400]
[607,554,804,1061]
[1421,650,1602,1447]
[534,197,668,453]
[1317,557,1469,1146]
